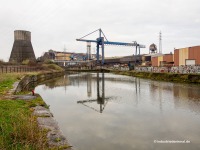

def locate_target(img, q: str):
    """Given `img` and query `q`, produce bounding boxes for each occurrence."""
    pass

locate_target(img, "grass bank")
[0,73,25,96]
[0,63,64,96]
[0,64,65,150]
[0,99,48,150]
[110,70,200,84]
[0,73,49,149]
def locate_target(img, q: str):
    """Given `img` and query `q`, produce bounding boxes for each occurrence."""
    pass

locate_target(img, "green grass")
[0,79,15,95]
[0,73,24,95]
[0,64,63,95]
[0,100,48,150]
[41,64,64,72]
[0,68,66,149]
[0,73,49,149]
[26,94,49,109]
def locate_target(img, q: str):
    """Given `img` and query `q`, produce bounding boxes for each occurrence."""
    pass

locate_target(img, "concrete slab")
[37,117,72,149]
[33,106,53,117]
[13,95,37,100]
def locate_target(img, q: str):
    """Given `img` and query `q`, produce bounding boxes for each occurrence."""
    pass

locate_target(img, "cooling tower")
[9,30,36,63]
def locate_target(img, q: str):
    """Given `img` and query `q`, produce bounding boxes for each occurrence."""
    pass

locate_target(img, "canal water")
[35,72,200,150]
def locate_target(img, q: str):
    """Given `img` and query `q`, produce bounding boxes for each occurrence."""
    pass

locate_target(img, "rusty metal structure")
[149,43,157,54]
[9,30,36,63]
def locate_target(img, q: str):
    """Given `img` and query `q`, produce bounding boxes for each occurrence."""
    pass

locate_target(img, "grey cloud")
[0,0,200,61]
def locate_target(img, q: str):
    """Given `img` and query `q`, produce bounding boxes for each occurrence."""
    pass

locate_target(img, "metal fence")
[0,66,39,73]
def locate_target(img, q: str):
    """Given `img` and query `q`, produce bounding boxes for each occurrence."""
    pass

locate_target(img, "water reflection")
[87,73,92,97]
[35,73,200,150]
[77,73,115,113]
[38,73,200,114]
[149,81,200,114]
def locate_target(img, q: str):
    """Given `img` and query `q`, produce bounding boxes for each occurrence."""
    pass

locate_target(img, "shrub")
[44,59,54,64]
[42,64,63,71]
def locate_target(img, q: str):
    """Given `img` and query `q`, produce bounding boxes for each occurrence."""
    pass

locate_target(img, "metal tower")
[87,42,91,60]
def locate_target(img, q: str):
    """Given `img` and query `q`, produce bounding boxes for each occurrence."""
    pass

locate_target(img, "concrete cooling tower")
[9,30,36,63]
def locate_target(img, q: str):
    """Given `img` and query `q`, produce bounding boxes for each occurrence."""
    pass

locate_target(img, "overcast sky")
[0,0,200,61]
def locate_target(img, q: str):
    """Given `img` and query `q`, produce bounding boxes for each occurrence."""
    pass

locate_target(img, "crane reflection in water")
[77,73,115,113]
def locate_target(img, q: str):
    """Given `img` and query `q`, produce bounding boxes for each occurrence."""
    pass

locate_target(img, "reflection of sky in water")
[35,73,200,150]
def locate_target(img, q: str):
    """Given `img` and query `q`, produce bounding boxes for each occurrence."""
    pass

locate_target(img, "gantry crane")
[76,28,145,65]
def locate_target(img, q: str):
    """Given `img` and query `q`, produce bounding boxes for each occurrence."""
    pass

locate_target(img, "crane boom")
[76,39,145,48]
[76,39,97,43]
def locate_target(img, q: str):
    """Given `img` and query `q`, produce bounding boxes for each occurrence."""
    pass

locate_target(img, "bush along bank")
[110,70,200,84]
[0,71,72,150]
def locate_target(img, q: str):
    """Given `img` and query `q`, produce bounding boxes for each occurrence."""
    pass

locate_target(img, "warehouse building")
[151,53,174,67]
[39,50,97,62]
[174,46,200,66]
[104,55,142,65]
[149,45,200,67]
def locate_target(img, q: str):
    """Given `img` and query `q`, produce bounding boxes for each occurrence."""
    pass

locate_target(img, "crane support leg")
[101,37,105,65]
[135,46,138,56]
[96,44,100,64]
[139,47,141,55]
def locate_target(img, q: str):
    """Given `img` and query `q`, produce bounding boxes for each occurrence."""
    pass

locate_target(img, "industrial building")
[174,46,200,66]
[151,53,174,67]
[145,45,200,67]
[142,53,162,66]
[40,44,200,68]
[104,55,142,65]
[40,50,97,62]
[9,30,36,63]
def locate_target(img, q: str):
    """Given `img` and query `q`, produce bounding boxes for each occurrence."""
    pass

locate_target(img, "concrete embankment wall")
[110,70,200,84]
[14,71,72,149]
[15,71,64,93]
